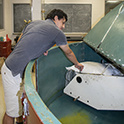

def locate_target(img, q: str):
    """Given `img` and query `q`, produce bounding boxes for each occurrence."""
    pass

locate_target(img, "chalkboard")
[13,4,91,33]
[13,4,31,32]
[44,4,91,32]
[0,0,4,29]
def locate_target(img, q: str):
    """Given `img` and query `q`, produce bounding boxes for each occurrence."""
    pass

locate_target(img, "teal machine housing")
[24,2,124,124]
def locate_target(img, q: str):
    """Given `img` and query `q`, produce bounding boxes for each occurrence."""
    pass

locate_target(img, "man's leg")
[2,113,14,124]
[1,63,24,124]
[16,116,23,123]
[2,113,23,124]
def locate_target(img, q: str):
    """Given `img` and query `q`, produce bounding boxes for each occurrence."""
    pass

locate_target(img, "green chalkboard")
[13,4,31,32]
[44,4,91,32]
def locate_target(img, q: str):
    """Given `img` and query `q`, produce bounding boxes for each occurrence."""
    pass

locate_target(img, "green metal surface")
[84,2,124,71]
[24,42,124,124]
[36,42,104,105]
[36,42,124,124]
[24,60,61,124]
[49,94,124,124]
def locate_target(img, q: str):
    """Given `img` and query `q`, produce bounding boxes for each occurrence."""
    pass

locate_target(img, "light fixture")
[106,0,119,3]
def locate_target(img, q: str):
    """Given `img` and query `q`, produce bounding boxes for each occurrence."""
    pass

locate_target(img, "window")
[0,0,4,29]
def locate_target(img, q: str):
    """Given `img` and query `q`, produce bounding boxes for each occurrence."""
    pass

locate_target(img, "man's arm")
[59,44,84,71]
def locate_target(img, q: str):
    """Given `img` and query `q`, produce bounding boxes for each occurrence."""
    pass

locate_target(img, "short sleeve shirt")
[5,19,67,77]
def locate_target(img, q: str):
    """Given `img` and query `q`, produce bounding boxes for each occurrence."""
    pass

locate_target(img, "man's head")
[45,9,68,30]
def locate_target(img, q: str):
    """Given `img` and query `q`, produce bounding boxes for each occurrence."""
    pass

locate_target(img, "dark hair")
[45,9,68,22]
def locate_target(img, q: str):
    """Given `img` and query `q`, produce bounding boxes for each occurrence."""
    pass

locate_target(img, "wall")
[32,0,41,21]
[0,0,11,39]
[0,0,105,43]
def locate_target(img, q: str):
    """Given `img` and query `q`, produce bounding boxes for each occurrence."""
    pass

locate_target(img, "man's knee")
[2,113,14,124]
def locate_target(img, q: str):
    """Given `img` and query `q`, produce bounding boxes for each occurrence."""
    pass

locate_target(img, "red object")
[6,34,11,42]
[0,40,12,58]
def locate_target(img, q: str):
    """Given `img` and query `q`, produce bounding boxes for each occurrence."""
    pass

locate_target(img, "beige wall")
[92,0,105,27]
[0,0,11,38]
[0,0,105,43]
[32,0,41,21]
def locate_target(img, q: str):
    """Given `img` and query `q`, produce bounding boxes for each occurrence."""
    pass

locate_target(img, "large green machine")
[24,2,124,124]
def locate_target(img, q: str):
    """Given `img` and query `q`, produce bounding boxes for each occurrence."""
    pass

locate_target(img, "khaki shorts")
[1,63,24,117]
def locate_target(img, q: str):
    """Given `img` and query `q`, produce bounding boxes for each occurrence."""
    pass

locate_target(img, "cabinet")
[0,40,12,58]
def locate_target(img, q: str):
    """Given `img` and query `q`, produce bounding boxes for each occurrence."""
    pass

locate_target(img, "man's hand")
[75,63,84,71]
[43,51,48,56]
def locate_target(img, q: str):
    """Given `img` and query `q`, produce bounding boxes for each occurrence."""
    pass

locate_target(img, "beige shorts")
[1,63,24,118]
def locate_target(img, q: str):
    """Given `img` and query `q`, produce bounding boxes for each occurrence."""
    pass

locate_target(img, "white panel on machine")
[64,62,124,110]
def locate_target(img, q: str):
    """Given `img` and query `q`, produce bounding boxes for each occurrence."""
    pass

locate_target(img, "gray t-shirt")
[5,19,67,77]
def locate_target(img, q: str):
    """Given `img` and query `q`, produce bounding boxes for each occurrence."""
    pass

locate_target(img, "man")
[1,9,84,124]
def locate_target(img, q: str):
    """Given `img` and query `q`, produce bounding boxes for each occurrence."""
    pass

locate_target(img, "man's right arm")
[59,44,84,71]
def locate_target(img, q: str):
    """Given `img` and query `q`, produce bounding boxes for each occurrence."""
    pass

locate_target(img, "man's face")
[54,16,66,30]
